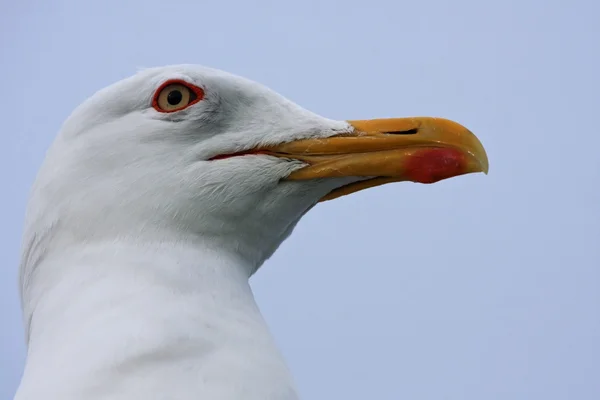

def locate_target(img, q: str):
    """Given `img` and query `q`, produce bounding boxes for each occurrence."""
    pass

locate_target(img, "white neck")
[15,241,299,400]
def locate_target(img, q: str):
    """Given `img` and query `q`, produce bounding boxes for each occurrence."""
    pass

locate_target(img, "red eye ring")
[152,79,205,113]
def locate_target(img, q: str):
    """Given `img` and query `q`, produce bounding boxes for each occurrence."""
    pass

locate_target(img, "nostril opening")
[385,128,418,135]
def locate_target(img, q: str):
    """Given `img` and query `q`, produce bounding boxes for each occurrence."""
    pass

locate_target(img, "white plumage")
[15,65,487,400]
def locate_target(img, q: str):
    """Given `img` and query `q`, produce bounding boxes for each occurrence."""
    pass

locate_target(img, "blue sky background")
[1,0,598,399]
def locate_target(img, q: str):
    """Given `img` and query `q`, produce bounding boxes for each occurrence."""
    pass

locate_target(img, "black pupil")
[167,90,183,105]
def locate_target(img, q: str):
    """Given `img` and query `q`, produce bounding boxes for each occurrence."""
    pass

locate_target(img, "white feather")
[16,65,358,400]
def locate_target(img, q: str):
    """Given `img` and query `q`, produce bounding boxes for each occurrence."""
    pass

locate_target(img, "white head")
[21,63,488,318]
[24,66,352,274]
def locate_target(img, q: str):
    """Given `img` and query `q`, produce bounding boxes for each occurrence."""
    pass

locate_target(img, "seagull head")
[27,64,488,271]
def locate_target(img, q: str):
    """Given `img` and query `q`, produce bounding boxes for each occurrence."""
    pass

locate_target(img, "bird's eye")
[152,80,204,113]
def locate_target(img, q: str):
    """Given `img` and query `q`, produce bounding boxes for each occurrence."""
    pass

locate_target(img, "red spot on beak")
[404,148,468,184]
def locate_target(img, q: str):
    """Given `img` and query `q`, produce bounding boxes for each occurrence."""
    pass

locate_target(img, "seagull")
[15,65,488,400]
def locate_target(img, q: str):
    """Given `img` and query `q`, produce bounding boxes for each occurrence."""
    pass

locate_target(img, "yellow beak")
[265,117,489,201]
